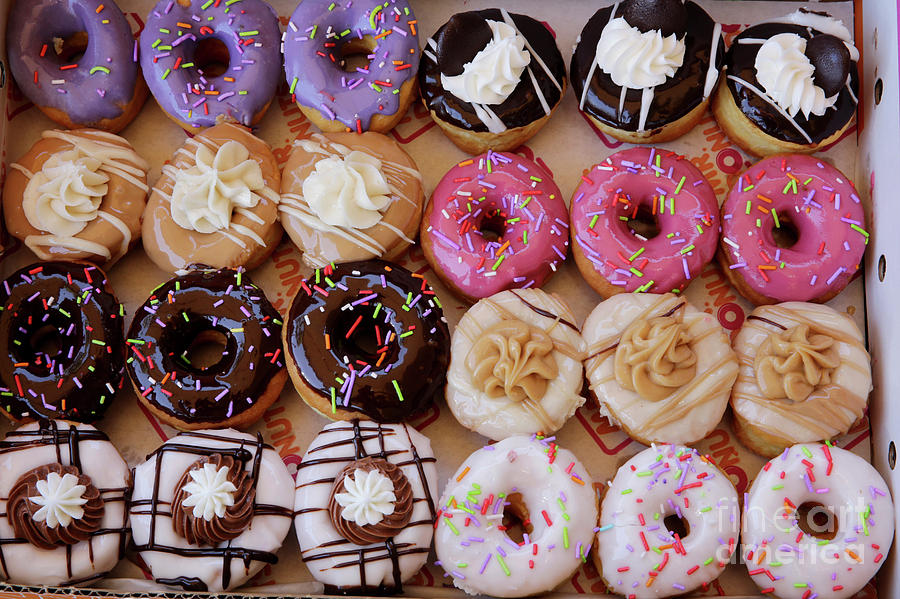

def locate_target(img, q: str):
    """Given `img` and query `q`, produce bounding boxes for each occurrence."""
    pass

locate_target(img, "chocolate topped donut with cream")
[713,9,860,156]
[419,9,567,153]
[571,0,724,143]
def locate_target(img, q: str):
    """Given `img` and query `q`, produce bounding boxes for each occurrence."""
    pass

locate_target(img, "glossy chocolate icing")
[284,261,450,423]
[571,2,724,133]
[125,267,283,425]
[0,262,125,422]
[724,22,859,145]
[418,9,567,132]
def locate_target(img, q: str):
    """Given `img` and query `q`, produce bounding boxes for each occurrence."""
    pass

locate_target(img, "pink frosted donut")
[719,155,867,305]
[420,151,569,302]
[569,147,719,297]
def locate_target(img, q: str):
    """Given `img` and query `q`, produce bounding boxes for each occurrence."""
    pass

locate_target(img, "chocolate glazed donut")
[723,21,859,146]
[418,9,567,133]
[283,260,450,422]
[125,267,286,430]
[571,1,724,134]
[0,262,125,423]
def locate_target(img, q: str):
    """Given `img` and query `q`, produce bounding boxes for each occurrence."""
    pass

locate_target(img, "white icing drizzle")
[727,74,813,143]
[24,235,112,260]
[96,210,132,261]
[703,22,722,99]
[638,86,654,132]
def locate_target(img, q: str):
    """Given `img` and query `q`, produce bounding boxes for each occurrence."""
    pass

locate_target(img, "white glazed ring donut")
[594,444,740,598]
[129,429,295,592]
[0,420,131,586]
[293,420,438,593]
[434,434,598,597]
[446,289,586,440]
[742,443,894,599]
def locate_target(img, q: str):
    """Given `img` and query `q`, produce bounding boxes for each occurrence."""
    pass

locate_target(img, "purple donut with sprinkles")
[7,0,148,132]
[282,0,420,134]
[140,0,281,132]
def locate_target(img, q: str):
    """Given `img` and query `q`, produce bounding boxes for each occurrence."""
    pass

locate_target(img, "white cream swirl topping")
[303,150,391,229]
[170,140,265,233]
[755,33,836,119]
[333,468,397,526]
[23,149,109,237]
[441,20,531,105]
[594,17,685,89]
[180,463,238,521]
[29,471,88,528]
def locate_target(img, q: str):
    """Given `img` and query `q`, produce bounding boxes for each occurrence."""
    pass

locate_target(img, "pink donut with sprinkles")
[718,155,867,305]
[569,147,719,297]
[420,151,569,302]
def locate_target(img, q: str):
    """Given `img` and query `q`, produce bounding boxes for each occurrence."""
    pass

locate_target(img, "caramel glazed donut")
[279,132,424,268]
[294,420,438,593]
[0,420,132,587]
[142,123,282,273]
[4,129,149,268]
[129,428,295,592]
[419,8,567,153]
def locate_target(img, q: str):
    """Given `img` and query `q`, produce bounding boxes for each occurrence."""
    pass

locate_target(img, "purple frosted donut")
[6,0,146,132]
[140,0,281,131]
[282,0,420,133]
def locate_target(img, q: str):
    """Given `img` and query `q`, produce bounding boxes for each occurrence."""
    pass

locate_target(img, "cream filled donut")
[293,420,438,593]
[583,293,738,445]
[279,132,424,268]
[742,444,893,599]
[594,444,740,598]
[4,129,149,268]
[0,420,131,586]
[434,435,597,597]
[446,289,586,440]
[731,302,871,458]
[129,429,294,592]
[142,123,282,273]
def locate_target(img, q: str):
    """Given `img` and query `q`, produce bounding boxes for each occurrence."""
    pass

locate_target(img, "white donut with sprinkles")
[742,443,894,599]
[594,444,740,598]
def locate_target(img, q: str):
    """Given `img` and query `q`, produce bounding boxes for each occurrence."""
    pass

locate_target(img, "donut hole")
[193,37,231,78]
[478,211,508,243]
[29,324,64,359]
[797,502,837,541]
[626,204,661,241]
[53,31,89,65]
[338,36,376,73]
[333,308,394,360]
[500,493,533,545]
[770,216,801,249]
[180,329,230,371]
[663,513,690,539]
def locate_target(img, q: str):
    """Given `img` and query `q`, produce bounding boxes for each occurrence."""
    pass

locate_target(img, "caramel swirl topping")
[171,454,255,546]
[466,320,559,403]
[6,463,104,550]
[755,324,840,402]
[328,457,413,546]
[615,312,697,401]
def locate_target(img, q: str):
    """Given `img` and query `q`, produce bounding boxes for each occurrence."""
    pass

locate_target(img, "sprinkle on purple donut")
[282,0,419,132]
[140,0,281,129]
[7,0,140,127]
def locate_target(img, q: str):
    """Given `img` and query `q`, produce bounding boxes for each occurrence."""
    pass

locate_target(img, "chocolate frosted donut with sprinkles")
[718,154,867,305]
[282,0,420,134]
[282,260,450,423]
[569,147,720,297]
[421,151,569,303]
[140,0,281,132]
[0,262,125,423]
[6,0,148,132]
[125,266,286,431]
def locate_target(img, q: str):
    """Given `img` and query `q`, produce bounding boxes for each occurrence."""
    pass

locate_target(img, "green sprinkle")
[851,224,869,237]
[182,312,190,322]
[621,488,633,495]
[371,84,383,92]
[563,527,570,549]
[89,66,110,75]
[802,446,813,458]
[746,201,752,215]
[392,380,404,402]
[328,1,336,9]
[492,255,506,271]
[444,518,459,535]
[497,554,511,576]
[58,309,71,318]
[629,247,645,261]
[680,244,695,255]
[772,209,780,228]
[674,176,686,195]
[161,68,171,80]
[629,267,644,277]
[239,30,259,37]
[589,215,600,229]
[373,303,382,318]
[201,0,214,9]
[331,387,336,413]
[704,557,714,566]
[90,339,106,346]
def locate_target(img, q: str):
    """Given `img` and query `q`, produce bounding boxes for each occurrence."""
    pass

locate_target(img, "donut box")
[0,0,895,598]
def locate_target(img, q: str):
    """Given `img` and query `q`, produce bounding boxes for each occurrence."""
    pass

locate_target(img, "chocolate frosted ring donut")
[125,266,286,430]
[0,262,125,423]
[283,260,450,422]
